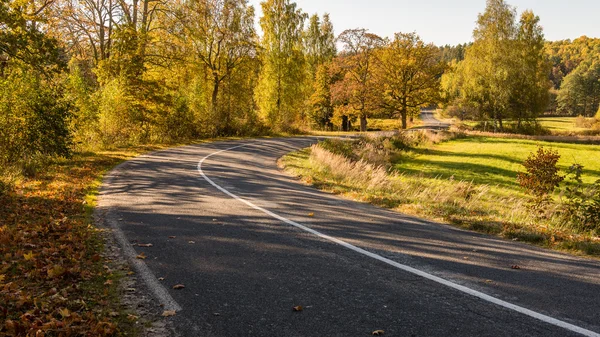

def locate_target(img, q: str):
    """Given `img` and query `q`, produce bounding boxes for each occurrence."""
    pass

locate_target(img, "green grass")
[538,117,588,132]
[281,135,600,257]
[393,136,600,190]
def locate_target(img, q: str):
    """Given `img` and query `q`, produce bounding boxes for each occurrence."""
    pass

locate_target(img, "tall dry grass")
[309,144,531,225]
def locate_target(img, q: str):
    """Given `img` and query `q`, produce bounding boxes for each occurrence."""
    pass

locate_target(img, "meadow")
[281,133,600,256]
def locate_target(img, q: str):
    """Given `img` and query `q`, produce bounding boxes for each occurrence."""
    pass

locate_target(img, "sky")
[248,0,600,46]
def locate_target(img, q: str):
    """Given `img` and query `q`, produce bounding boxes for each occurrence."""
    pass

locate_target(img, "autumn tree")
[255,0,307,130]
[375,32,446,129]
[303,13,336,79]
[334,28,384,132]
[174,0,257,135]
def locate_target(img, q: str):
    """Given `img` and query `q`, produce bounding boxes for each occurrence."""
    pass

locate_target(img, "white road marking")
[198,141,600,337]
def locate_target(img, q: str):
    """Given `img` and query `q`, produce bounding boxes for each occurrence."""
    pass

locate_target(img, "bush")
[517,147,564,208]
[0,67,72,174]
[561,164,600,234]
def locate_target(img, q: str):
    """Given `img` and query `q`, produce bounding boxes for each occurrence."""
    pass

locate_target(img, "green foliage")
[561,164,600,233]
[308,63,334,129]
[443,0,551,130]
[375,32,446,129]
[557,59,600,117]
[517,147,564,206]
[255,0,307,130]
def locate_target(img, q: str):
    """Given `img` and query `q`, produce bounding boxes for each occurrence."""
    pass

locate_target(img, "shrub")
[517,147,564,208]
[561,164,600,233]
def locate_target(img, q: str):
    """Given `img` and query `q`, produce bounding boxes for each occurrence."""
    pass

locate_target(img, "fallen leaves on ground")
[172,284,185,290]
[136,252,147,259]
[137,243,153,247]
[0,149,157,336]
[372,330,385,335]
[308,213,314,217]
[511,265,521,270]
[292,306,303,312]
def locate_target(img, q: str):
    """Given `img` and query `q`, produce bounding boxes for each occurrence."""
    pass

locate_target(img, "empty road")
[98,138,600,337]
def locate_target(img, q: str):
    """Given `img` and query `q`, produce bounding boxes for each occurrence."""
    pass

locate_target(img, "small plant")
[517,147,564,210]
[561,164,600,233]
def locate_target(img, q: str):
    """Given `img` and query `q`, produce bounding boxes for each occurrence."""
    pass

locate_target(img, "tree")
[442,0,551,131]
[511,10,551,127]
[255,0,307,130]
[308,63,333,129]
[375,32,446,129]
[303,13,336,79]
[557,59,600,117]
[175,0,257,135]
[335,28,383,132]
[51,0,118,64]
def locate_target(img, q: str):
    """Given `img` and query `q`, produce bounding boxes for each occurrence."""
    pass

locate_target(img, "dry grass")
[282,138,600,257]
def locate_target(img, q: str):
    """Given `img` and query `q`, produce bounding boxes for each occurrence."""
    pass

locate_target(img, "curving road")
[97,138,600,337]
[418,110,452,130]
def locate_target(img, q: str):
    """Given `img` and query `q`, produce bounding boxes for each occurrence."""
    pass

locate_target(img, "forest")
[1,0,599,175]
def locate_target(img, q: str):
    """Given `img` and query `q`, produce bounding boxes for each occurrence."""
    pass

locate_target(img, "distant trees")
[557,59,600,117]
[441,0,551,131]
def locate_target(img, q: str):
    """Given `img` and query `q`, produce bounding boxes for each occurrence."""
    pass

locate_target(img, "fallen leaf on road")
[127,314,139,321]
[485,279,493,283]
[308,213,314,217]
[511,265,521,270]
[162,310,176,317]
[127,271,135,276]
[292,306,303,312]
[213,313,220,316]
[138,243,153,247]
[136,252,147,259]
[158,277,165,281]
[372,330,385,335]
[173,284,185,290]
[188,241,195,244]
[109,312,119,317]
[127,288,136,292]
[104,280,113,285]
[168,236,176,239]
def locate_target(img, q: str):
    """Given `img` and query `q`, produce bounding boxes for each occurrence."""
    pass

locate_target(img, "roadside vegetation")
[282,132,600,256]
[2,0,599,334]
[0,147,167,336]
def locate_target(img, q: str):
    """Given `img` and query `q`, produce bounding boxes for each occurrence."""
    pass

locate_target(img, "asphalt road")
[418,111,452,130]
[98,137,600,337]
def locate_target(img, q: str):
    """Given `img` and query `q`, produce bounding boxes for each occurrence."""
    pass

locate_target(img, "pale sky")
[248,0,600,45]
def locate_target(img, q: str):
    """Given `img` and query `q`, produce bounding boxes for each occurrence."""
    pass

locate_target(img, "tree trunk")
[341,115,349,132]
[401,109,408,129]
[360,115,367,132]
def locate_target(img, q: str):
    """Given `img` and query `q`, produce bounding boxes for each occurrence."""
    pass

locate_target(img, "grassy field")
[394,136,600,189]
[281,134,600,256]
[538,117,589,132]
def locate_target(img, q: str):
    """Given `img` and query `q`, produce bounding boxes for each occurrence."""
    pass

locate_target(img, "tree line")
[1,0,599,173]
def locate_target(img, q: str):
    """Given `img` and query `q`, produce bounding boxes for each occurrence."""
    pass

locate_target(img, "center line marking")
[198,141,599,337]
